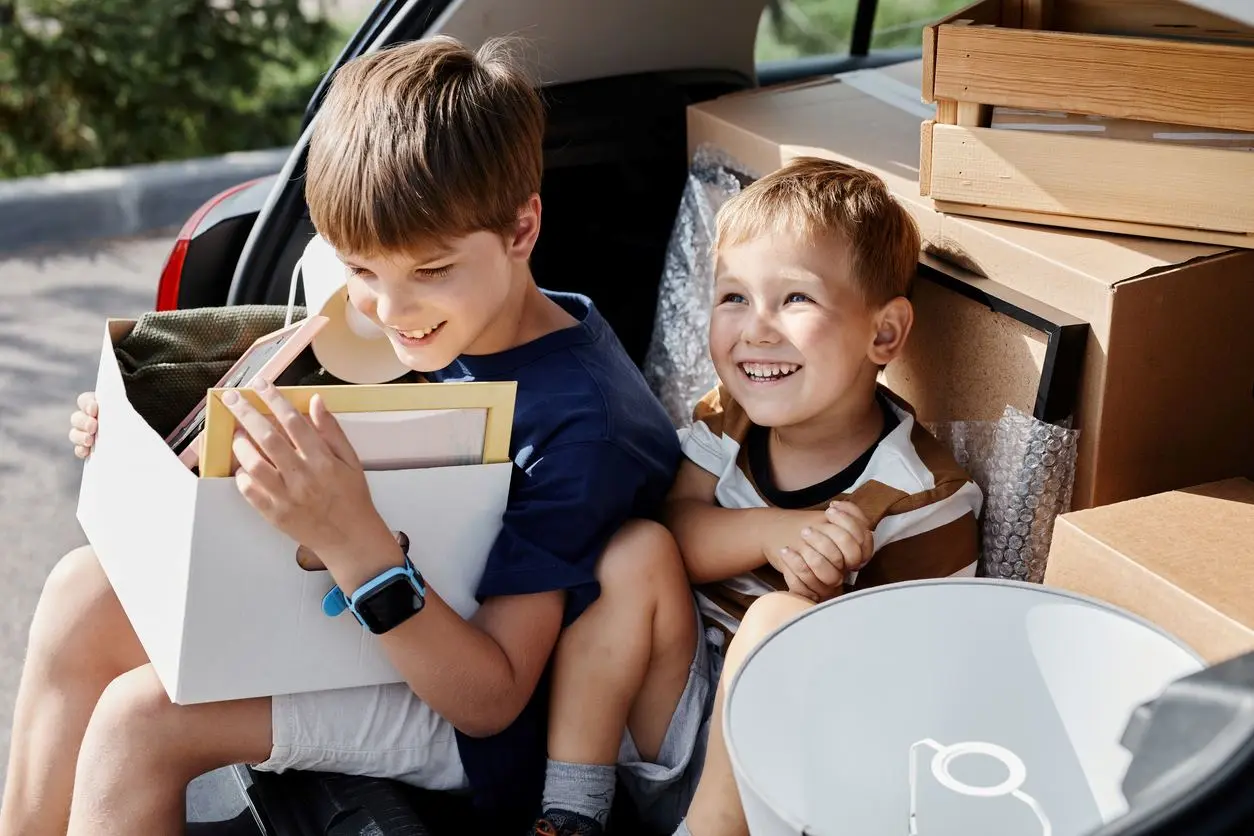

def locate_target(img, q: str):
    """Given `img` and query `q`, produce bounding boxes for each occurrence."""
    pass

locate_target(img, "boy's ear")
[868,297,913,366]
[507,194,542,260]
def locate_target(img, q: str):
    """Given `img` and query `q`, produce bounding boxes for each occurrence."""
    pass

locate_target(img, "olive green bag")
[111,305,356,439]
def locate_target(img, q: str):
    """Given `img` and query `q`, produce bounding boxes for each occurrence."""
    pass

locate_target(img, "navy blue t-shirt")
[425,292,681,820]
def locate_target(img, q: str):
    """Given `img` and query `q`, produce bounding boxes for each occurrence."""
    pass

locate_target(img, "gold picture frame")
[199,381,517,478]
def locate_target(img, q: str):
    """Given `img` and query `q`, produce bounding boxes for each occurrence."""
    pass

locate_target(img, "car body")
[151,0,1254,833]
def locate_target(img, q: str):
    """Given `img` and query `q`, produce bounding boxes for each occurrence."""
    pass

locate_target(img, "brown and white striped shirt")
[678,385,983,641]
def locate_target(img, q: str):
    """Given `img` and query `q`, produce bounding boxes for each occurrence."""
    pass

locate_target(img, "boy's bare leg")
[67,665,270,836]
[0,547,148,836]
[683,592,814,836]
[549,520,697,764]
[541,521,697,822]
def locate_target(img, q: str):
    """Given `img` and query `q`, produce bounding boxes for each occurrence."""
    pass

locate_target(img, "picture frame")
[197,380,518,479]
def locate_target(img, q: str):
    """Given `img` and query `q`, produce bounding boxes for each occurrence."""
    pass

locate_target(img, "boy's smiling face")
[710,230,901,429]
[336,198,540,373]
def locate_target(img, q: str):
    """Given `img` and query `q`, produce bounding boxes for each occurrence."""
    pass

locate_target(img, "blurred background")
[0,0,956,179]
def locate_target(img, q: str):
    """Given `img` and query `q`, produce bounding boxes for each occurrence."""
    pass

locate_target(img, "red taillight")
[155,178,265,311]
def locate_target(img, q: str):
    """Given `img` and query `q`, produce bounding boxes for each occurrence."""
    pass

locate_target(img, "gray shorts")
[616,603,723,834]
[253,682,469,792]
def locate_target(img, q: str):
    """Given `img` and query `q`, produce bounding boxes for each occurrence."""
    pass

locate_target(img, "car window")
[755,0,974,61]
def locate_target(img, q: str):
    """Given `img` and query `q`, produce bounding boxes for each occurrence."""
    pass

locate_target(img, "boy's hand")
[68,392,100,459]
[222,382,380,556]
[767,502,875,603]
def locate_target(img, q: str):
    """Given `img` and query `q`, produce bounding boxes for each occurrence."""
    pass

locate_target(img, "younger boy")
[3,36,681,836]
[532,158,983,836]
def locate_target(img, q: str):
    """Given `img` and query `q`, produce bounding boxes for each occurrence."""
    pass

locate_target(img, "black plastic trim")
[850,0,880,56]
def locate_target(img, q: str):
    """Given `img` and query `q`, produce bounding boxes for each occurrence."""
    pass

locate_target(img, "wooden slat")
[934,25,1254,133]
[936,100,958,125]
[1056,0,1254,45]
[957,102,992,127]
[927,124,1254,235]
[933,201,1254,250]
[920,120,935,196]
[922,25,938,102]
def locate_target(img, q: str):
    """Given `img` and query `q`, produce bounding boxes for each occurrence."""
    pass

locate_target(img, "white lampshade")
[298,234,411,384]
[725,579,1204,836]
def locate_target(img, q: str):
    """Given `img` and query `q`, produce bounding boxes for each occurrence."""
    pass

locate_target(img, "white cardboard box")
[77,320,515,705]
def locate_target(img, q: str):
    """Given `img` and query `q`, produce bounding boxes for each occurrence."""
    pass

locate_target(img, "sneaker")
[530,809,605,836]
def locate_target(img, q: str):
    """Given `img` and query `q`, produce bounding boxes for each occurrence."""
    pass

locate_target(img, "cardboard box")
[893,254,1088,427]
[1044,479,1254,664]
[918,0,1254,249]
[687,60,1254,508]
[77,321,515,705]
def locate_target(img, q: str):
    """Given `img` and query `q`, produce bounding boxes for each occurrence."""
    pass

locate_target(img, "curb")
[0,148,292,253]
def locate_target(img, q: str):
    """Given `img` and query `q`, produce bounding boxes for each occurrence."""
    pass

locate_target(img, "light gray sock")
[673,820,693,836]
[541,759,617,825]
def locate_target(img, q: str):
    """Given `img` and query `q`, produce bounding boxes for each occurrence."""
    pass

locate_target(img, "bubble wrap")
[644,148,1081,582]
[930,407,1080,583]
[643,144,756,426]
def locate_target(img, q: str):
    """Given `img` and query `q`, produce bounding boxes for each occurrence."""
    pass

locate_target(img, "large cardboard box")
[687,60,1254,509]
[1044,479,1254,664]
[77,321,515,705]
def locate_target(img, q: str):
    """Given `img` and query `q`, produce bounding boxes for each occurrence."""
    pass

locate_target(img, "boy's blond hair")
[714,157,920,304]
[306,36,544,255]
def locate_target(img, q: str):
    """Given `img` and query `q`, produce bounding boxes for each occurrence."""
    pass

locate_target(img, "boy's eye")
[785,292,812,304]
[415,265,452,280]
[719,292,747,305]
[346,266,374,279]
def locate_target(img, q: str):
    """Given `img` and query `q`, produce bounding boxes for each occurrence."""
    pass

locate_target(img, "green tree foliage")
[0,0,342,177]
[756,0,966,61]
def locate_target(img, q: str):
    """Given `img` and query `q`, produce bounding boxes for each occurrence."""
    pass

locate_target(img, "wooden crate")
[919,0,1254,248]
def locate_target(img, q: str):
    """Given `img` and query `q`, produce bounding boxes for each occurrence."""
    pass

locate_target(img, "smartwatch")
[321,555,426,635]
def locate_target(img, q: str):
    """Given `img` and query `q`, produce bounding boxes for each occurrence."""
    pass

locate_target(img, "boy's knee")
[31,546,110,645]
[40,545,105,606]
[597,519,684,590]
[90,667,176,755]
[737,592,814,642]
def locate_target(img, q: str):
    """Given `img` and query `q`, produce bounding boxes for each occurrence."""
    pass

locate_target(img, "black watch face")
[357,575,423,634]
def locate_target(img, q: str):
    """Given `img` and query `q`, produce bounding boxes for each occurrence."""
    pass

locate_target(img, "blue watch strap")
[321,585,350,618]
[321,556,425,623]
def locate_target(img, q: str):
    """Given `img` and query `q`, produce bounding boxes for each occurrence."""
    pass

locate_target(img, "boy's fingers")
[68,428,95,448]
[232,433,283,494]
[74,445,90,460]
[829,501,870,529]
[815,520,861,562]
[309,395,360,467]
[826,506,873,548]
[778,547,828,600]
[222,391,301,473]
[255,382,321,455]
[77,392,98,417]
[795,538,843,588]
[70,411,98,433]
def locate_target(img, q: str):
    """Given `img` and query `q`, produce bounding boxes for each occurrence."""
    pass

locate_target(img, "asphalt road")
[0,232,175,783]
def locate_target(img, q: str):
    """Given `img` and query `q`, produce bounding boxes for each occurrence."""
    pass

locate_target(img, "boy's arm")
[321,440,649,738]
[664,459,825,584]
[324,528,562,738]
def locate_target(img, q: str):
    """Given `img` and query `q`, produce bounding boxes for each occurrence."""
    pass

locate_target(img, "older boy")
[533,158,983,836]
[3,36,681,835]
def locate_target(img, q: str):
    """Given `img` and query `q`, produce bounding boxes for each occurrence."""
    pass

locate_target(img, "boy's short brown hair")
[306,35,544,256]
[714,157,920,304]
